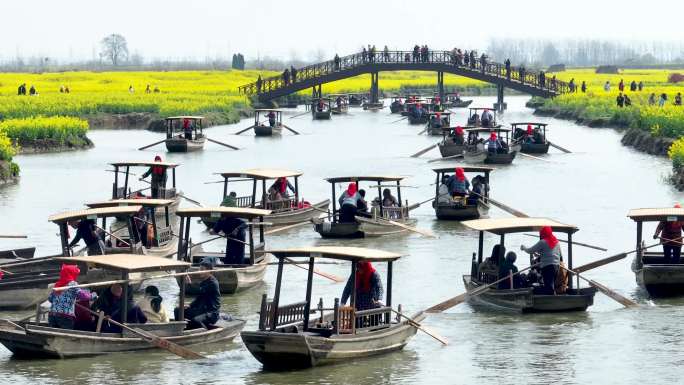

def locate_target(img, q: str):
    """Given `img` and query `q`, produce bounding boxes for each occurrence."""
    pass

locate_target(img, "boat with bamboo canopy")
[164,116,206,152]
[176,207,272,294]
[0,254,245,358]
[432,166,492,220]
[109,160,182,215]
[241,246,424,370]
[443,92,473,108]
[627,207,684,297]
[437,125,471,158]
[511,122,550,154]
[329,94,349,115]
[311,98,332,120]
[202,168,329,229]
[463,127,518,164]
[312,176,417,238]
[461,217,597,313]
[425,111,452,136]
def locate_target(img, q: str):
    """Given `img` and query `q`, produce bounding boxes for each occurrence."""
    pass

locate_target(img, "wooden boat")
[389,96,405,114]
[511,122,551,154]
[313,176,417,239]
[0,254,245,358]
[252,109,284,136]
[627,208,684,297]
[347,93,366,107]
[463,127,517,165]
[329,95,349,115]
[0,206,143,310]
[362,101,384,110]
[176,207,272,294]
[466,107,498,128]
[202,168,329,229]
[461,217,597,313]
[0,247,36,261]
[311,98,332,120]
[431,166,492,220]
[241,246,424,370]
[164,116,206,152]
[85,199,178,259]
[426,112,452,136]
[109,160,182,213]
[445,99,473,108]
[406,102,431,125]
[437,126,472,157]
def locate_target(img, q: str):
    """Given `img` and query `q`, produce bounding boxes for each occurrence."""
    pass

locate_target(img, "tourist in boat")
[317,98,325,112]
[470,175,487,203]
[533,126,544,144]
[653,204,684,264]
[446,168,470,197]
[431,113,442,128]
[47,264,96,330]
[267,110,277,127]
[481,109,493,127]
[485,132,503,154]
[498,252,520,289]
[132,207,150,248]
[437,175,451,204]
[356,189,372,218]
[338,182,364,223]
[140,155,167,198]
[176,260,221,329]
[521,226,562,295]
[210,215,247,264]
[92,283,147,332]
[137,285,169,323]
[675,93,682,106]
[450,126,465,144]
[268,177,295,204]
[183,118,193,140]
[341,261,383,311]
[524,124,535,143]
[478,244,504,282]
[221,191,238,207]
[382,188,399,210]
[68,218,104,255]
[256,75,262,93]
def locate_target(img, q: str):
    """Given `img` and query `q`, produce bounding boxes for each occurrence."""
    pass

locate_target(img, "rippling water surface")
[0,96,682,384]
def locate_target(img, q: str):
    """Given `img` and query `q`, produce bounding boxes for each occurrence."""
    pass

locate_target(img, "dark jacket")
[92,288,147,332]
[69,219,100,247]
[189,275,221,316]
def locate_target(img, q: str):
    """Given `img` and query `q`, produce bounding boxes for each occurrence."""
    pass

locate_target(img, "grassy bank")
[0,116,91,152]
[531,68,684,172]
[0,127,19,182]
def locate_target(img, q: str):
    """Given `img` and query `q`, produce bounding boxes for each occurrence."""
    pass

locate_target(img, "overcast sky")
[2,0,682,61]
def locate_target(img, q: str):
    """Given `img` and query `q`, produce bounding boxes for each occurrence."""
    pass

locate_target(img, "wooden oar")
[289,111,310,119]
[357,216,436,238]
[206,137,239,150]
[0,235,28,239]
[138,139,167,151]
[234,125,255,135]
[517,152,556,163]
[572,242,662,274]
[282,124,301,135]
[469,190,528,218]
[284,257,345,283]
[75,304,205,359]
[93,224,130,247]
[548,141,571,153]
[178,194,204,207]
[410,143,439,158]
[426,264,538,313]
[562,266,638,308]
[264,221,312,235]
[391,309,448,345]
[417,127,428,135]
[522,233,607,252]
[388,116,408,124]
[427,154,463,163]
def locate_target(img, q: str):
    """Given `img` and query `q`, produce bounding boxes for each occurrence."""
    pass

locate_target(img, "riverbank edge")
[527,98,684,189]
[87,107,253,132]
[0,160,19,186]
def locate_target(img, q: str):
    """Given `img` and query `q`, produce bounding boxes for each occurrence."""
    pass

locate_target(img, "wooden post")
[258,215,264,243]
[377,182,383,218]
[270,257,285,331]
[261,179,267,209]
[179,270,186,321]
[251,179,257,208]
[177,216,186,261]
[350,261,357,312]
[509,270,513,289]
[333,298,340,335]
[113,165,119,199]
[303,257,315,331]
[499,234,505,264]
[318,298,324,323]
[294,176,300,203]
[478,231,484,264]
[223,176,228,200]
[123,166,130,198]
[258,293,268,330]
[437,71,444,101]
[396,181,402,208]
[184,215,191,258]
[434,172,440,199]
[172,168,176,190]
[248,224,255,265]
[568,232,574,289]
[385,261,393,324]
[151,208,158,248]
[121,272,129,324]
[126,218,135,253]
[636,221,643,268]
[59,223,70,256]
[331,183,337,223]
[35,303,42,324]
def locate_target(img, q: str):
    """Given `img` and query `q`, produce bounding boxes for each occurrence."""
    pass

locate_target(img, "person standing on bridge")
[334,54,340,70]
[290,66,297,83]
[480,53,487,72]
[362,46,368,63]
[505,58,511,80]
[383,45,390,62]
[463,50,469,67]
[539,71,546,88]
[256,75,262,93]
[519,66,525,84]
[470,51,476,69]
[282,69,290,85]
[370,45,376,62]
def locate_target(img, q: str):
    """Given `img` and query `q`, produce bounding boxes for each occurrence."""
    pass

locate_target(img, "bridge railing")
[238,50,569,97]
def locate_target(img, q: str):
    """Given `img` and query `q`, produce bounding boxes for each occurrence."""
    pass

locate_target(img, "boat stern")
[240,331,314,370]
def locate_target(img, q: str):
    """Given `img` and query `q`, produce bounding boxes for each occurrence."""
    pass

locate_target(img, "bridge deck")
[239,50,569,102]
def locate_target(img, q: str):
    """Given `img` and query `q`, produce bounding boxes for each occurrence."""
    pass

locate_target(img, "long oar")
[388,116,408,124]
[357,216,436,238]
[93,224,130,247]
[518,152,556,163]
[264,221,312,235]
[234,125,255,135]
[285,257,345,283]
[428,154,463,163]
[417,127,428,135]
[75,304,205,359]
[138,139,167,151]
[178,194,204,207]
[289,110,311,119]
[522,233,607,252]
[206,137,239,150]
[391,309,448,346]
[426,264,538,313]
[572,242,662,273]
[548,141,571,153]
[469,190,528,218]
[282,124,300,135]
[0,235,28,239]
[562,266,638,308]
[410,143,439,158]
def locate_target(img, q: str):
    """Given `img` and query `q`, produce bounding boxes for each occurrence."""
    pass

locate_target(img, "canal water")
[0,96,682,384]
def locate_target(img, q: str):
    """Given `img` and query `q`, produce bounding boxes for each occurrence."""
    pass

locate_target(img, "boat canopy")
[462,217,578,235]
[432,166,495,174]
[325,176,405,183]
[176,207,272,219]
[510,122,548,127]
[266,246,403,262]
[218,168,303,180]
[55,254,189,273]
[165,116,204,120]
[464,127,511,133]
[85,199,174,208]
[49,206,142,223]
[254,109,283,113]
[469,107,494,111]
[110,161,179,168]
[627,207,684,222]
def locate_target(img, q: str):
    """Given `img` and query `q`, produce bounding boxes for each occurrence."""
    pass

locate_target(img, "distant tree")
[232,53,245,70]
[541,43,560,66]
[100,34,129,66]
